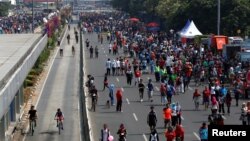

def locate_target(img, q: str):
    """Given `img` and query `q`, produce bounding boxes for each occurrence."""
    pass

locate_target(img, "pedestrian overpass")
[0,34,47,141]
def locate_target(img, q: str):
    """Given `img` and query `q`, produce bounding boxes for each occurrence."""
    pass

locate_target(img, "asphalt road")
[25,25,81,141]
[83,32,250,141]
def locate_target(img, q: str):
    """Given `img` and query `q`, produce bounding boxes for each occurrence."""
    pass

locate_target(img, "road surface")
[83,32,249,141]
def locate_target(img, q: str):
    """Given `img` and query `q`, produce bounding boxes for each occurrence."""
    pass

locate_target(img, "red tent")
[129,18,139,22]
[146,22,159,27]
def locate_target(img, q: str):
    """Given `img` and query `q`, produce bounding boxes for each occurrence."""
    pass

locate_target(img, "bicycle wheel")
[58,122,61,134]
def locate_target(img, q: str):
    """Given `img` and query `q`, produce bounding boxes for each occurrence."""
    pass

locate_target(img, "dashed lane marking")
[142,134,148,141]
[104,50,106,53]
[181,116,184,120]
[155,86,159,91]
[105,54,107,57]
[116,77,119,82]
[126,98,130,104]
[193,132,200,141]
[121,88,124,92]
[133,113,138,121]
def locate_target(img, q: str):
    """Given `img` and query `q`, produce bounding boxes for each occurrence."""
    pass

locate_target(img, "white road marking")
[104,50,106,53]
[222,115,226,120]
[147,77,150,80]
[188,87,193,90]
[133,113,138,121]
[193,132,200,140]
[155,86,159,91]
[105,54,107,57]
[126,98,130,104]
[116,77,119,82]
[181,116,184,120]
[142,134,148,141]
[121,88,124,92]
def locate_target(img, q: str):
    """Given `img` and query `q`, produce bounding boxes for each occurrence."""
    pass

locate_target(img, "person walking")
[100,124,110,141]
[193,89,201,110]
[160,83,167,105]
[163,104,172,129]
[89,46,94,58]
[225,92,232,115]
[103,73,109,91]
[176,102,182,125]
[147,79,154,102]
[95,46,99,58]
[199,122,208,141]
[138,79,145,102]
[147,106,157,131]
[240,103,248,125]
[109,84,115,106]
[126,68,133,85]
[106,58,111,76]
[175,125,184,141]
[165,126,176,141]
[116,89,123,112]
[117,123,127,141]
[149,129,159,141]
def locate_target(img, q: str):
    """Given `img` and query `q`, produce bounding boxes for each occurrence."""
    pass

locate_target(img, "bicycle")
[91,95,97,112]
[58,119,63,134]
[29,119,36,136]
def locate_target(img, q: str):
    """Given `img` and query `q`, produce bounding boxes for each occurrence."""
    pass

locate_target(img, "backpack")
[150,133,157,141]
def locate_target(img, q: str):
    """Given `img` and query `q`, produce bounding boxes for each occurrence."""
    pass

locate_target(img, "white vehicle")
[228,36,243,44]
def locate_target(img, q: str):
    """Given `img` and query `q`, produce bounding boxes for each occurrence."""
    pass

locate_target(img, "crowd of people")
[0,12,47,34]
[80,11,250,141]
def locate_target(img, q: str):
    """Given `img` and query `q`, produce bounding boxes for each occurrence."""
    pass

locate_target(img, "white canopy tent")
[180,20,202,38]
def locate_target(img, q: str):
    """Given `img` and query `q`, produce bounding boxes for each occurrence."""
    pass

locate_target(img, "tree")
[0,2,11,17]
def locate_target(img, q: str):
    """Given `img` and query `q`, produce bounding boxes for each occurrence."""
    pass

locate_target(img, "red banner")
[216,37,226,50]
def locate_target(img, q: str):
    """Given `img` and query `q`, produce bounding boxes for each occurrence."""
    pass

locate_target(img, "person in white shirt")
[100,124,110,141]
[116,58,121,75]
[106,58,111,76]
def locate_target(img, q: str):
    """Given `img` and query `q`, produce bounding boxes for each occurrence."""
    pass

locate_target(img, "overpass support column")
[0,117,5,141]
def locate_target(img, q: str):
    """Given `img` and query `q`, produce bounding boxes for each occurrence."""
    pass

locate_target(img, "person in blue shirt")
[199,122,208,141]
[220,85,227,96]
[109,84,115,106]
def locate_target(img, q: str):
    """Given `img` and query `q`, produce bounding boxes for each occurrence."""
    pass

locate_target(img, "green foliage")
[24,79,34,87]
[0,2,11,17]
[113,0,250,36]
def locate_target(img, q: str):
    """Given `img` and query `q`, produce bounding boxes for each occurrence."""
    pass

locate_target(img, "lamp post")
[217,0,220,35]
[32,0,34,33]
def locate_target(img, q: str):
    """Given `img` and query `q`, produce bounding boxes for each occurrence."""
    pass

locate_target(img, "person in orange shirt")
[116,89,123,112]
[163,104,172,128]
[165,126,176,141]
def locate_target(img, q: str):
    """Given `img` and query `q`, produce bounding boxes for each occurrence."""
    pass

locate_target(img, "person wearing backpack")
[149,129,159,141]
[100,124,110,141]
[147,106,157,131]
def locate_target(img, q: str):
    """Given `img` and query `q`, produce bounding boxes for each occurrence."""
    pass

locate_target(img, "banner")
[216,37,226,50]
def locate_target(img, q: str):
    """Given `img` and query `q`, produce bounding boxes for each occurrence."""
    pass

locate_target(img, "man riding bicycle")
[55,108,64,130]
[90,85,98,112]
[28,105,37,127]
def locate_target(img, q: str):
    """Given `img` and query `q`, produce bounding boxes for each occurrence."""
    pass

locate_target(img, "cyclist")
[28,105,37,127]
[55,108,64,130]
[72,45,75,56]
[147,106,157,131]
[90,85,98,112]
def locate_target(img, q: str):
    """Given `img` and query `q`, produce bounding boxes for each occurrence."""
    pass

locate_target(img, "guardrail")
[0,35,43,91]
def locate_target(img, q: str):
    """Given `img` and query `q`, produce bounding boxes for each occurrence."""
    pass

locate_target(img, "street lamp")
[32,0,34,33]
[217,0,220,35]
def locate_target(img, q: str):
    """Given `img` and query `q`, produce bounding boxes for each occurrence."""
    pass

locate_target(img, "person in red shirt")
[203,86,211,110]
[165,126,176,141]
[116,89,123,112]
[134,69,141,86]
[175,125,184,141]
